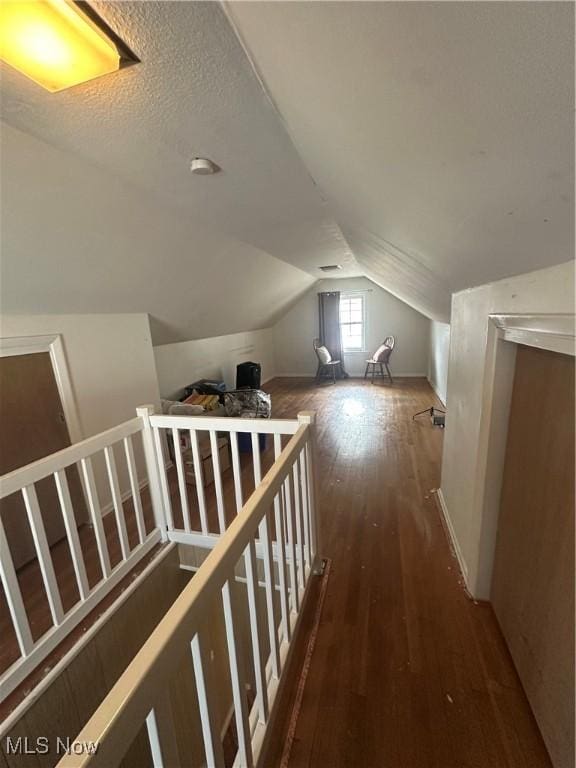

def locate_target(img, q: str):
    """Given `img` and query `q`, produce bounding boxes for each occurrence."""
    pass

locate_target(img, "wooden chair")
[313,338,342,384]
[364,337,395,384]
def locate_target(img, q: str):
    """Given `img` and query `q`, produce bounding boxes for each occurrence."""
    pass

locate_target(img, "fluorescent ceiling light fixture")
[0,0,138,93]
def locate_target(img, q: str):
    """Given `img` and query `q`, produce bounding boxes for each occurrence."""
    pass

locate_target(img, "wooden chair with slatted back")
[364,336,395,384]
[313,338,342,384]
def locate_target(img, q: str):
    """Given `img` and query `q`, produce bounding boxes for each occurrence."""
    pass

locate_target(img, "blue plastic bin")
[238,432,267,453]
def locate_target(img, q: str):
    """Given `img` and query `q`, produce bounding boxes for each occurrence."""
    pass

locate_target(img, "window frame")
[339,292,367,353]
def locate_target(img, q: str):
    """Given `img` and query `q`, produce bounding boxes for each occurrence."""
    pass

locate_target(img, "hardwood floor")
[0,376,552,767]
[263,376,552,768]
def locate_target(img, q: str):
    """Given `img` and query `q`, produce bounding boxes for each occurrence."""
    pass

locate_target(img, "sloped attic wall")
[0,122,315,345]
[154,328,276,399]
[227,1,574,321]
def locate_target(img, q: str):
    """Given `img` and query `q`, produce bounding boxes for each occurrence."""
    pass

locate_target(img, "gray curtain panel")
[318,291,348,377]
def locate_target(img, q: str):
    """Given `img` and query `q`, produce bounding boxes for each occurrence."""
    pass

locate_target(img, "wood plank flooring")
[263,376,552,768]
[0,376,552,768]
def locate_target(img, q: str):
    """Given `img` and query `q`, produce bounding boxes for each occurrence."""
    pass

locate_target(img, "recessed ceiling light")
[0,0,139,93]
[190,157,220,175]
[319,265,343,272]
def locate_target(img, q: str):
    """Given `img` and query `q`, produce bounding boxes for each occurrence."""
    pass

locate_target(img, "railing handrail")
[149,413,300,435]
[0,417,144,499]
[56,423,310,768]
[0,412,161,705]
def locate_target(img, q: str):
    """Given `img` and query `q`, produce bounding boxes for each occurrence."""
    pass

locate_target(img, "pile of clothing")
[224,389,271,419]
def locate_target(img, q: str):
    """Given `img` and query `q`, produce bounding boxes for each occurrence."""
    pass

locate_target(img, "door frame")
[0,334,84,444]
[471,313,574,597]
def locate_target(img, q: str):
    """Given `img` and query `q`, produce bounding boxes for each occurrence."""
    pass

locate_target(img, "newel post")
[136,405,168,540]
[297,411,322,574]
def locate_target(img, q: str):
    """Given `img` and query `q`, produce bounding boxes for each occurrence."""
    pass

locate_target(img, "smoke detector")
[190,157,219,175]
[319,265,343,272]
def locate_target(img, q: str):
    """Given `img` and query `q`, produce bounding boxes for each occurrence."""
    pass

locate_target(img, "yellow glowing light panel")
[0,0,120,92]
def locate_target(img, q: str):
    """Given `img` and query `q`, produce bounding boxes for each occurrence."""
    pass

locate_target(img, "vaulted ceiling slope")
[0,1,357,344]
[227,1,575,322]
[1,2,573,339]
[0,121,315,345]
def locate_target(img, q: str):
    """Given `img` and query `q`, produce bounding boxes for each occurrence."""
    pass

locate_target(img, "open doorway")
[0,340,87,568]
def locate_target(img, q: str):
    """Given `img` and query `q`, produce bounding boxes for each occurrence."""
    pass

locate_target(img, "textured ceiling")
[1,1,573,338]
[0,1,358,284]
[227,1,575,322]
[0,121,316,345]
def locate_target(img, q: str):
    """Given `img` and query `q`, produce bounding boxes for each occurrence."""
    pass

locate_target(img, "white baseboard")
[220,702,235,740]
[100,475,149,518]
[427,377,447,406]
[273,373,315,378]
[100,464,170,518]
[274,372,428,379]
[364,372,427,378]
[435,488,469,585]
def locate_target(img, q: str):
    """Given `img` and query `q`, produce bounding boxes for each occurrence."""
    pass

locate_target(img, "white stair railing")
[56,413,320,768]
[146,411,303,537]
[0,416,163,703]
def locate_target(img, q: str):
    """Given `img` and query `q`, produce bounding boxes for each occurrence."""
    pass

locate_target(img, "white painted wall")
[0,313,161,506]
[272,276,430,377]
[0,123,315,346]
[0,313,160,435]
[428,321,451,405]
[154,328,276,399]
[439,261,575,598]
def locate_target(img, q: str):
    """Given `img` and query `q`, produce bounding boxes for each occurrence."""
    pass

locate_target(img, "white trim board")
[434,488,469,587]
[273,372,428,378]
[427,377,446,406]
[490,313,575,356]
[0,334,84,442]
[468,312,576,597]
[100,474,149,518]
[348,372,428,378]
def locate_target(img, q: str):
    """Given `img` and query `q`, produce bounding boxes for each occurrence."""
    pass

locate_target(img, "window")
[339,293,365,351]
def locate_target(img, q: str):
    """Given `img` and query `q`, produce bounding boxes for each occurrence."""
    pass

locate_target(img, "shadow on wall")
[149,316,187,347]
[428,321,450,404]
